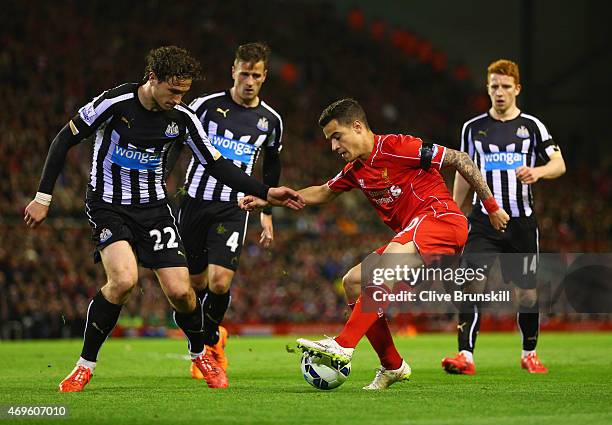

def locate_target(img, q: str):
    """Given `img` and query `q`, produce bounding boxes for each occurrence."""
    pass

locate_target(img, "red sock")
[366,316,403,370]
[335,296,380,348]
[347,302,403,370]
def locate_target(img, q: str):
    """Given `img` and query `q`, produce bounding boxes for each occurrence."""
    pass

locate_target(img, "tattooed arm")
[442,149,509,231]
[443,149,492,201]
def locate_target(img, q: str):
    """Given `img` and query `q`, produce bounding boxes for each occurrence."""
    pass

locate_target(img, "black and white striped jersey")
[71,83,221,205]
[183,90,283,202]
[461,112,560,217]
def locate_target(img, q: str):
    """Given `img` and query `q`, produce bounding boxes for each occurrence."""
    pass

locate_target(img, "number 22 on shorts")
[149,227,179,251]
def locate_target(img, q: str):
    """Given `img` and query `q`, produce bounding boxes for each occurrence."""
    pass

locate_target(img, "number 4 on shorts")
[226,231,240,253]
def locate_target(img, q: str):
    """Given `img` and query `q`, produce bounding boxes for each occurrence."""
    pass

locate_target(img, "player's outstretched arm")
[298,184,341,205]
[267,187,306,209]
[516,151,566,184]
[24,121,84,228]
[239,196,268,211]
[239,184,336,212]
[443,148,509,231]
[239,188,305,212]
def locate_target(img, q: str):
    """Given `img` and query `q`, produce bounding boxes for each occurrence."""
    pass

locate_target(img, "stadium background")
[1,0,610,340]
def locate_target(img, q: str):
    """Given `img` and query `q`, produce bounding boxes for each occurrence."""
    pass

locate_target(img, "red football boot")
[192,350,228,388]
[441,352,476,375]
[208,325,228,371]
[191,326,229,378]
[521,352,549,374]
[59,366,92,392]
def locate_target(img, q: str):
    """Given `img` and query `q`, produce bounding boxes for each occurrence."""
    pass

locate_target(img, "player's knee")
[342,272,361,299]
[209,281,230,294]
[208,269,233,294]
[106,270,138,294]
[167,286,195,311]
[516,288,538,308]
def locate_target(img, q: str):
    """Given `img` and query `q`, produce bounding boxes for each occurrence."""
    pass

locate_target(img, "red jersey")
[326,133,462,233]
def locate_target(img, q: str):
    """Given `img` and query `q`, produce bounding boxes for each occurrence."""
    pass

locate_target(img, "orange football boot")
[521,352,549,374]
[191,350,228,388]
[441,352,476,375]
[191,326,228,379]
[59,365,92,392]
[208,326,228,371]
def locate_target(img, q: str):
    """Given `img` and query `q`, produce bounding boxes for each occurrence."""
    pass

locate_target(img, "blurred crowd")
[1,0,609,338]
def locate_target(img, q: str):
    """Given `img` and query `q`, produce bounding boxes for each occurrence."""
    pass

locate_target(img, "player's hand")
[239,195,268,211]
[260,213,274,248]
[266,186,306,210]
[515,166,542,184]
[489,208,510,232]
[24,200,49,228]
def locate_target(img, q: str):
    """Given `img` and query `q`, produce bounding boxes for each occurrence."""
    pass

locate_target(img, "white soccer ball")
[300,352,351,390]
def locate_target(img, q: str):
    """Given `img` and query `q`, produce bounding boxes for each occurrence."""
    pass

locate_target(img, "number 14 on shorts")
[523,254,537,275]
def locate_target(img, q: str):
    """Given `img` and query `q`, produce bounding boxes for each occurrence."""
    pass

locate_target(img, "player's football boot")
[296,337,354,366]
[191,326,229,378]
[209,325,228,371]
[192,350,228,388]
[521,352,549,374]
[363,360,411,390]
[441,352,476,375]
[58,365,92,392]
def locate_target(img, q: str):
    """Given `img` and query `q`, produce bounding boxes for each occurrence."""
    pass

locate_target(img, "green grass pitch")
[1,333,611,424]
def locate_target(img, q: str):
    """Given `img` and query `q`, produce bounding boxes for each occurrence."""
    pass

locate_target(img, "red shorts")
[375,212,468,263]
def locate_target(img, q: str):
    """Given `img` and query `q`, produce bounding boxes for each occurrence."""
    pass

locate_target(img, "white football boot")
[296,337,354,365]
[363,360,411,390]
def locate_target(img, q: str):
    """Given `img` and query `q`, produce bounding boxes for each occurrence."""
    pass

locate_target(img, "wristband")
[34,192,52,207]
[482,196,499,214]
[262,206,273,215]
[261,185,270,201]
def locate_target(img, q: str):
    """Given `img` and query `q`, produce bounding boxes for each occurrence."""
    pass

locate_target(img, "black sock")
[174,296,205,355]
[202,289,231,346]
[458,303,480,353]
[80,290,122,362]
[195,288,207,303]
[518,311,539,351]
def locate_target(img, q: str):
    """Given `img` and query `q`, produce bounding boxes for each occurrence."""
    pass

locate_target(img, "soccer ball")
[300,352,351,390]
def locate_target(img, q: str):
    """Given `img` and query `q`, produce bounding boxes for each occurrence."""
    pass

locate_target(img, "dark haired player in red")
[241,98,509,389]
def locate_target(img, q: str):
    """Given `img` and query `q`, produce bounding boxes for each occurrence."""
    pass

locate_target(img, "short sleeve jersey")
[460,112,560,217]
[327,134,462,233]
[183,91,283,202]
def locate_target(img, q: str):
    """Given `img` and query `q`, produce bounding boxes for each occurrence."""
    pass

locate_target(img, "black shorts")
[462,210,539,289]
[86,198,187,269]
[178,197,248,274]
